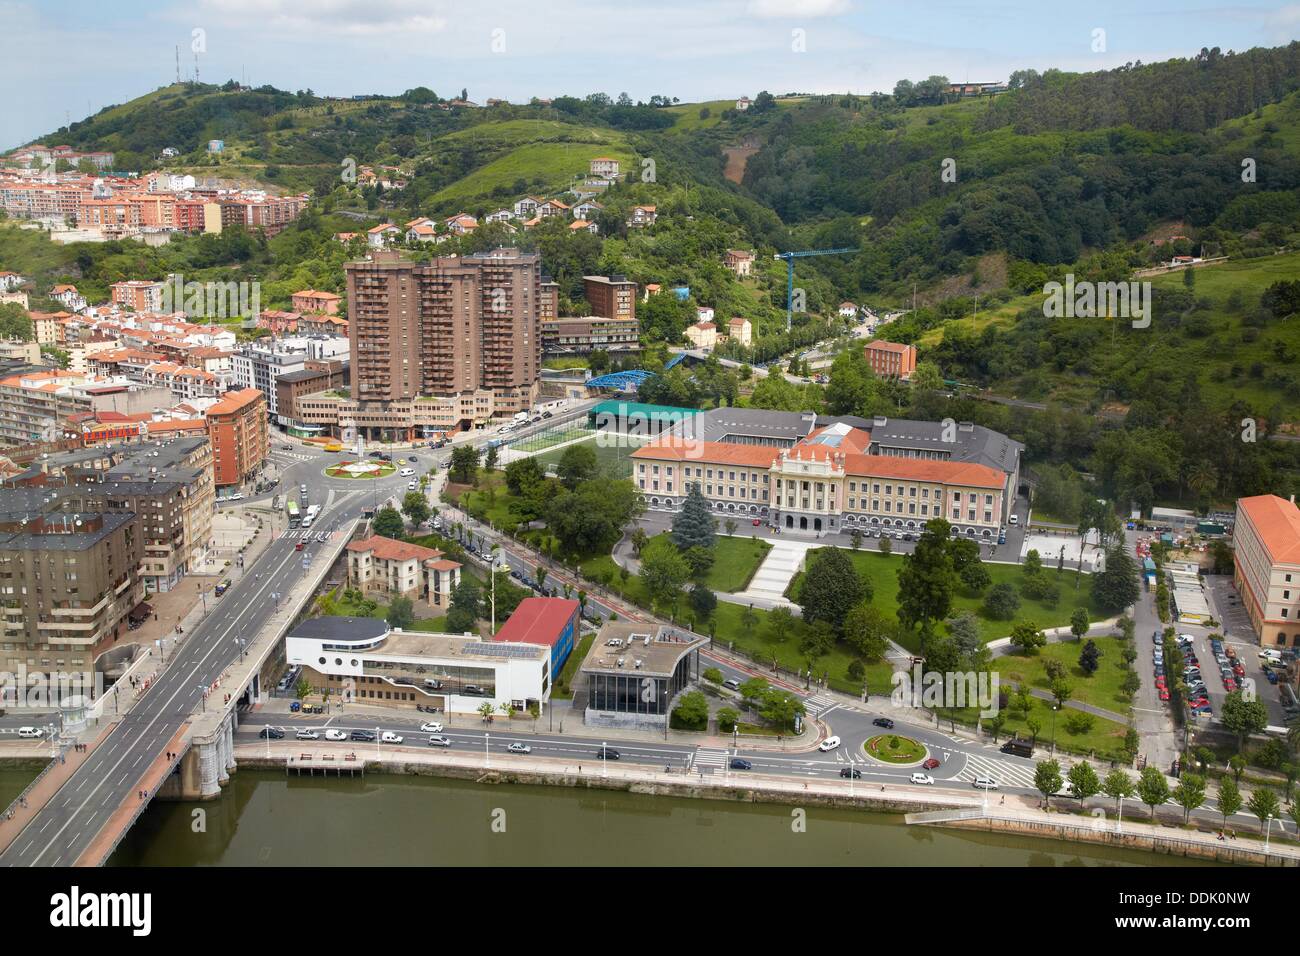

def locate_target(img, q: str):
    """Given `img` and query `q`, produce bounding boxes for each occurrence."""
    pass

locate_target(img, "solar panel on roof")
[465,642,537,658]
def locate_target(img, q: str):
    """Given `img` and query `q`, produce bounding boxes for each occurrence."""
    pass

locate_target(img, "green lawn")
[321,588,447,633]
[787,547,1105,650]
[532,434,646,479]
[509,424,594,453]
[992,636,1133,714]
[551,631,595,700]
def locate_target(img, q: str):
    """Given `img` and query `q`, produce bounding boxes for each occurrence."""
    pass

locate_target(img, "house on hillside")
[626,205,657,228]
[367,223,400,248]
[724,249,754,277]
[589,157,620,179]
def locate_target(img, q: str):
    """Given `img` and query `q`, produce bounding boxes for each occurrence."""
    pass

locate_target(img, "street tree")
[1101,768,1136,813]
[1171,773,1207,824]
[1137,766,1171,822]
[1247,785,1282,835]
[1067,760,1101,801]
[1034,759,1064,805]
[799,547,862,630]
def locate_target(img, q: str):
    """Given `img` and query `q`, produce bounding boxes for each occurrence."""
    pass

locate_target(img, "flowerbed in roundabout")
[324,460,396,479]
[863,734,927,765]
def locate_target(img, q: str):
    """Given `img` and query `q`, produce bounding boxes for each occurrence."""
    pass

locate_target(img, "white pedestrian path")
[735,538,820,606]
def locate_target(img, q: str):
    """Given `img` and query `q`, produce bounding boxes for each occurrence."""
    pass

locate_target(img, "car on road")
[407,481,418,491]
[380,731,404,744]
[420,722,444,733]
[972,775,999,790]
[295,729,319,740]
[595,747,620,760]
[729,758,753,770]
[506,743,532,754]
[1267,669,1280,684]
[428,735,453,747]
[872,717,895,729]
[752,518,761,526]
[542,411,553,419]
[839,767,862,779]
[818,736,841,752]
[280,443,294,450]
[400,468,414,477]
[295,540,305,551]
[921,757,941,770]
[258,727,284,739]
[350,729,377,742]
[323,729,347,741]
[722,678,740,691]
[910,773,935,785]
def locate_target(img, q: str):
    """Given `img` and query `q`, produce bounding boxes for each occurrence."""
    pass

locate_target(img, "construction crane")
[774,248,856,331]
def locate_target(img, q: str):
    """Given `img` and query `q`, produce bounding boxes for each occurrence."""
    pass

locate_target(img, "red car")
[1223,678,1238,692]
[922,757,941,770]
[1158,689,1171,701]
[752,518,761,527]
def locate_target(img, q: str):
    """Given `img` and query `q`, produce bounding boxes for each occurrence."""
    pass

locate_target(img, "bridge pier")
[157,711,239,801]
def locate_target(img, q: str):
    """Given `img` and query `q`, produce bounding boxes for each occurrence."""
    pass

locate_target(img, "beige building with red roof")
[346,534,462,609]
[1233,495,1300,648]
[291,290,341,315]
[864,339,917,380]
[684,321,718,350]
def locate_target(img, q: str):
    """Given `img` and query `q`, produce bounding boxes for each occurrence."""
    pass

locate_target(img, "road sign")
[301,556,311,569]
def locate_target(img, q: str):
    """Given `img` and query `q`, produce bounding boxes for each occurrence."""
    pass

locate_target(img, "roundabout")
[862,733,928,765]
[324,460,397,480]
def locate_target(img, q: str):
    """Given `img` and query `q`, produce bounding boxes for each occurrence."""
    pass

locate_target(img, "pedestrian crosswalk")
[804,693,838,718]
[280,528,344,541]
[691,748,729,773]
[959,751,1038,790]
[272,450,317,463]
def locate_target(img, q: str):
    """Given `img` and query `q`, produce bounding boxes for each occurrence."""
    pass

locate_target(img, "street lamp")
[197,685,207,712]
[485,731,490,769]
[1050,703,1059,756]
[1265,814,1275,855]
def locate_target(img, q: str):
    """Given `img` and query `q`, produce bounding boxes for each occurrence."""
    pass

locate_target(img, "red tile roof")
[492,597,578,648]
[842,454,1004,488]
[346,534,444,563]
[1238,495,1300,564]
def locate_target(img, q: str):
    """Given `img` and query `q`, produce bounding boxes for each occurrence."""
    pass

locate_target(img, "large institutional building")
[628,409,1022,538]
[1233,494,1300,648]
[294,247,542,440]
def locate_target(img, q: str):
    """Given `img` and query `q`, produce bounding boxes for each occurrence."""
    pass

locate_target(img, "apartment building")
[276,360,350,430]
[111,280,167,312]
[1233,495,1300,648]
[205,388,268,488]
[291,290,341,315]
[684,321,718,350]
[539,279,560,320]
[346,535,462,610]
[541,316,640,354]
[583,274,637,323]
[344,248,541,434]
[864,340,917,380]
[0,370,171,446]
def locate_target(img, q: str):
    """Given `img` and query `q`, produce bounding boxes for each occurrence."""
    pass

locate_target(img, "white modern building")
[285,617,552,714]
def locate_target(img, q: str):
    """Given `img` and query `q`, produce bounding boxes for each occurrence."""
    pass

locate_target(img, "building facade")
[583,275,637,323]
[345,535,461,610]
[204,388,268,488]
[1233,495,1300,648]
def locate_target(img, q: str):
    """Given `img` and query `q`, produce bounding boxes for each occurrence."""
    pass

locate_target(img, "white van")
[1260,648,1284,665]
[380,731,404,744]
[1008,514,1019,525]
[17,727,43,739]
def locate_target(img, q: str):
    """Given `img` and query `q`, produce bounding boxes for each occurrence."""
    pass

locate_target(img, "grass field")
[509,424,594,453]
[786,547,1105,650]
[532,434,646,479]
[992,636,1132,714]
[432,139,637,206]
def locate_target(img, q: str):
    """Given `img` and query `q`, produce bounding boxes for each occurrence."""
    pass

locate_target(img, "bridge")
[0,480,379,867]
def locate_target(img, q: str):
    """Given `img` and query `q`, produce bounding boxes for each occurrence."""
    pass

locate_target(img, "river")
[107,770,1211,866]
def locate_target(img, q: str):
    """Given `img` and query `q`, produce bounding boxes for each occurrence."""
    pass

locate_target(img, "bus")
[287,500,301,528]
[302,504,321,528]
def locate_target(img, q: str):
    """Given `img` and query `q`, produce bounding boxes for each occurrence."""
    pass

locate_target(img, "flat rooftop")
[579,621,708,678]
[375,630,548,664]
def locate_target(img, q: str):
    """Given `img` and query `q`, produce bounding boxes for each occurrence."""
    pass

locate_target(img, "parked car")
[818,736,841,752]
[380,731,404,744]
[972,775,999,790]
[323,729,347,741]
[258,727,284,739]
[295,729,319,740]
[910,773,935,785]
[350,730,376,742]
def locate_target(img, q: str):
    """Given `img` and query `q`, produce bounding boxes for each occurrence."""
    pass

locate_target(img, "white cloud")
[745,0,851,18]
[197,0,448,36]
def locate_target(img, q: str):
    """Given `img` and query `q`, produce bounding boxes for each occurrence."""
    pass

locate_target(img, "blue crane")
[774,247,856,331]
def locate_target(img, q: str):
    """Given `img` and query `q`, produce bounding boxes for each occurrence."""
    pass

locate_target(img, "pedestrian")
[1000,795,1005,805]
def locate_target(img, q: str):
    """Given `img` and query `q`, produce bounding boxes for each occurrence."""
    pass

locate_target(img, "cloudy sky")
[3,0,1299,149]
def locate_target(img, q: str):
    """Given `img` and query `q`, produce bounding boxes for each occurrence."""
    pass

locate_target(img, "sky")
[2,0,1299,150]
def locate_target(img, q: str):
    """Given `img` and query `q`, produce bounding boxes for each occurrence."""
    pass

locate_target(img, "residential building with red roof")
[1234,495,1300,648]
[204,388,268,488]
[291,290,341,315]
[346,534,461,609]
[864,339,917,380]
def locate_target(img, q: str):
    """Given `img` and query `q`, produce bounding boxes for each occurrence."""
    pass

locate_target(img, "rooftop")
[492,597,578,649]
[579,621,708,678]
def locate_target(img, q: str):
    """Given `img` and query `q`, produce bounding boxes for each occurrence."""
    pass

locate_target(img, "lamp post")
[485,731,490,769]
[375,727,381,761]
[1050,703,1059,757]
[1116,796,1124,833]
[1265,814,1275,855]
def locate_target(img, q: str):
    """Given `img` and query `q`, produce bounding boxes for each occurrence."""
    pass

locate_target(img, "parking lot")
[1197,574,1295,727]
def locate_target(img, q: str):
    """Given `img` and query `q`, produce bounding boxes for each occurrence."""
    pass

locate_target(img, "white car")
[400,468,414,477]
[295,729,319,740]
[323,729,348,741]
[818,736,841,752]
[972,775,999,790]
[380,731,404,744]
[909,772,935,785]
[407,481,418,491]
[420,721,444,733]
[506,743,532,754]
[427,735,453,747]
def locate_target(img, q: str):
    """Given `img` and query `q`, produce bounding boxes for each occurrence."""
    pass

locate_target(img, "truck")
[302,504,321,528]
[512,411,529,425]
[999,737,1034,758]
[286,500,301,528]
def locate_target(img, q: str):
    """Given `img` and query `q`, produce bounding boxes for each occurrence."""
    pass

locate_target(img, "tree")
[1070,607,1090,641]
[878,535,892,554]
[1137,766,1171,821]
[716,707,740,732]
[639,540,691,609]
[724,518,738,538]
[765,606,795,643]
[1102,768,1136,813]
[630,527,649,556]
[386,596,415,630]
[448,444,480,484]
[987,712,1006,743]
[1246,786,1281,835]
[843,602,890,662]
[896,519,959,634]
[850,529,863,550]
[447,577,481,633]
[703,667,724,684]
[548,478,643,554]
[402,491,429,527]
[477,701,494,723]
[1092,547,1139,613]
[682,544,715,582]
[504,456,546,497]
[1078,639,1101,675]
[1067,760,1101,801]
[1048,676,1073,708]
[1221,691,1269,753]
[738,677,770,706]
[484,444,499,471]
[1009,621,1047,653]
[557,442,599,489]
[1171,773,1206,824]
[372,506,404,539]
[759,689,805,731]
[959,561,991,594]
[671,483,716,551]
[983,583,1020,620]
[689,582,717,618]
[671,690,709,730]
[799,548,862,630]
[1034,759,1064,805]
